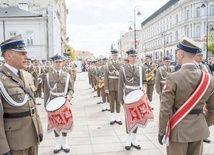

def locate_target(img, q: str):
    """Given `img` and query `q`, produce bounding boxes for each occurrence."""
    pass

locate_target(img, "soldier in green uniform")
[118,49,147,150]
[44,54,74,154]
[142,55,158,103]
[25,58,38,91]
[155,57,173,101]
[104,50,122,125]
[0,35,43,155]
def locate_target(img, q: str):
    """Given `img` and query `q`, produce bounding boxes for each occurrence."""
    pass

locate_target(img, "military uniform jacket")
[43,70,74,107]
[155,65,173,93]
[159,64,214,142]
[118,64,147,102]
[0,66,43,154]
[70,62,77,81]
[25,65,39,89]
[142,62,157,84]
[104,61,122,91]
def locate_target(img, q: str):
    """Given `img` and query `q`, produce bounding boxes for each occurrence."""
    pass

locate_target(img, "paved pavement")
[38,72,214,155]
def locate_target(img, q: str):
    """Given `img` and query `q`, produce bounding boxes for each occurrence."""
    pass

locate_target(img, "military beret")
[177,36,202,54]
[145,55,152,59]
[196,49,203,55]
[41,59,46,62]
[0,34,27,53]
[163,57,171,61]
[51,54,63,61]
[102,58,108,61]
[126,49,137,55]
[27,58,32,62]
[111,49,119,54]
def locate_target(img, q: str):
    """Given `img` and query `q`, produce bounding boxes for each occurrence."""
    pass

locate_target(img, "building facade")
[0,0,68,59]
[119,0,214,61]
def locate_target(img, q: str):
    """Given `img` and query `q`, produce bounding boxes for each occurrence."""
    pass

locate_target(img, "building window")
[195,25,201,38]
[175,14,178,24]
[175,31,178,41]
[9,32,16,37]
[186,28,189,37]
[27,32,33,45]
[186,10,190,19]
[196,7,201,17]
[210,5,214,15]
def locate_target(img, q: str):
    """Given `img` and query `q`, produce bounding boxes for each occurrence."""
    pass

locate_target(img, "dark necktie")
[132,65,135,72]
[17,70,21,78]
[57,71,60,77]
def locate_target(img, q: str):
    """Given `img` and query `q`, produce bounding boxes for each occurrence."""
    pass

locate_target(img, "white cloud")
[93,10,102,17]
[67,22,128,57]
[66,0,169,57]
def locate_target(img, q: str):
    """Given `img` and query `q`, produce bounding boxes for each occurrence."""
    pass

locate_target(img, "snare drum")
[124,90,154,133]
[46,97,74,134]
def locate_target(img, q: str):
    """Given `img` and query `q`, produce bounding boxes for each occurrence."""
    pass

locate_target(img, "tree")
[208,33,214,55]
[67,45,77,60]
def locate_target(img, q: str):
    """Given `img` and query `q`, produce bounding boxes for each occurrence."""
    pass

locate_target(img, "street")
[38,72,214,155]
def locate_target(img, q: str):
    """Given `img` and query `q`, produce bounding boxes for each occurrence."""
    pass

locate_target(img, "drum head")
[124,90,144,104]
[46,97,66,111]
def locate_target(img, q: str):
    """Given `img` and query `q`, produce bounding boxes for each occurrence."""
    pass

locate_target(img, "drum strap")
[163,71,210,146]
[46,73,70,103]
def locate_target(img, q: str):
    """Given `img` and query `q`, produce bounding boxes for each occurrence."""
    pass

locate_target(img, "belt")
[160,81,166,84]
[175,108,203,115]
[51,92,64,96]
[108,76,119,79]
[125,85,140,90]
[4,107,35,119]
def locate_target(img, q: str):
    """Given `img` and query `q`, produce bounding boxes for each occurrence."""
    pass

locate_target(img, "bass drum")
[46,97,74,134]
[124,90,154,133]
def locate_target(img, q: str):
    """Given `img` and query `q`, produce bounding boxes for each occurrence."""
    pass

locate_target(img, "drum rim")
[46,97,66,111]
[124,90,144,104]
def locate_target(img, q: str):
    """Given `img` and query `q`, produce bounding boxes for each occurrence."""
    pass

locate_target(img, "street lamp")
[128,5,142,50]
[201,0,209,60]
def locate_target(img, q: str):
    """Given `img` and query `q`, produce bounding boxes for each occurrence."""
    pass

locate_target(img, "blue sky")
[66,0,169,57]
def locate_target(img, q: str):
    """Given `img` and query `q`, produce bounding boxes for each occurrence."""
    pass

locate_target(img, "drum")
[124,90,154,133]
[46,97,74,134]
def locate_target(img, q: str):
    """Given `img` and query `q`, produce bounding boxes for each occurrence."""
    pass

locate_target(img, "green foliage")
[67,45,77,60]
[208,34,214,54]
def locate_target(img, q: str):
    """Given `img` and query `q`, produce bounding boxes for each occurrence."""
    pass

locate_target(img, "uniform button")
[9,127,11,129]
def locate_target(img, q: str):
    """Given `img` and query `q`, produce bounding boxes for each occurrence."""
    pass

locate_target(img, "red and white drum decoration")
[124,90,154,133]
[46,97,74,134]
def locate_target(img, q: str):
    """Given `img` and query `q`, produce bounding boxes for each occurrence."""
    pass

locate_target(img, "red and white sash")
[164,71,211,145]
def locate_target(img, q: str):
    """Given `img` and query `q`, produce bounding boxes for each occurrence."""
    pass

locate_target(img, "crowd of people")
[0,34,214,155]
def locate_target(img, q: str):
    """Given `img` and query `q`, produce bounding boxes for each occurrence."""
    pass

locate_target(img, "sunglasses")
[130,55,137,57]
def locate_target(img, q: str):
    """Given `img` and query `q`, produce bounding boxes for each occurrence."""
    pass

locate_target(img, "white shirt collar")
[54,69,62,75]
[4,63,19,76]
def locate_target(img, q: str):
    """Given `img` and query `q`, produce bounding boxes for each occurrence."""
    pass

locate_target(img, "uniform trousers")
[35,83,42,98]
[101,87,109,103]
[11,144,38,155]
[108,91,120,113]
[146,84,154,102]
[167,140,203,155]
[54,131,67,137]
[96,87,101,97]
[125,118,137,133]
